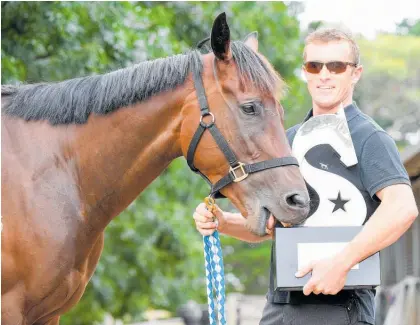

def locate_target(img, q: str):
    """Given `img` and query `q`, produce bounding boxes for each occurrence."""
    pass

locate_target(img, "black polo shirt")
[267,102,411,324]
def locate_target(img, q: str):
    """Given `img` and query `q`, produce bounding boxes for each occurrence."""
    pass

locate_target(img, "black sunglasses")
[303,61,358,74]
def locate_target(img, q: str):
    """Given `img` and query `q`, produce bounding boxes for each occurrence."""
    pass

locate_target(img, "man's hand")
[193,203,227,236]
[295,255,350,296]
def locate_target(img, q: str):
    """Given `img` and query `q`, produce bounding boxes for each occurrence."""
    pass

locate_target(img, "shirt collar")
[303,102,361,123]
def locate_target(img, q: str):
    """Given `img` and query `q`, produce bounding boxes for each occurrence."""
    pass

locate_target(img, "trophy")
[274,105,380,290]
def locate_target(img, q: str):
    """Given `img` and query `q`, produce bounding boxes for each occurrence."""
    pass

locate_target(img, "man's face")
[303,40,363,111]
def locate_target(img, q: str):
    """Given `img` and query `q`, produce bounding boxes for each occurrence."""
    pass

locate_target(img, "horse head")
[180,13,310,235]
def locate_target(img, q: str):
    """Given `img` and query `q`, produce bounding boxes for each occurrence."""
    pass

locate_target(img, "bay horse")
[1,13,309,325]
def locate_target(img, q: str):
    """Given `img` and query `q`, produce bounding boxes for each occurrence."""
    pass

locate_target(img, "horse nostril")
[285,193,309,208]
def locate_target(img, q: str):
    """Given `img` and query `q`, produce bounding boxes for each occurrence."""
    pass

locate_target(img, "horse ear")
[244,31,259,52]
[211,12,232,61]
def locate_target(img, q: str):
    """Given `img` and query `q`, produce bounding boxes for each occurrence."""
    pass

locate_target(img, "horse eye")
[240,103,256,115]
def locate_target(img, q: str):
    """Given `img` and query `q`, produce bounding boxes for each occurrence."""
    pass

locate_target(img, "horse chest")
[3,233,104,324]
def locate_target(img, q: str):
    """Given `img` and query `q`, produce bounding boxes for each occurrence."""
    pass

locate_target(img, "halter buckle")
[230,162,248,182]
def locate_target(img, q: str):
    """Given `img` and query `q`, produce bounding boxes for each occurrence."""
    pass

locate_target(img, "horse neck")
[71,84,190,229]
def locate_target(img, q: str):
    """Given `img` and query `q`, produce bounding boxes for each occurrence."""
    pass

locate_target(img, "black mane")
[2,42,283,125]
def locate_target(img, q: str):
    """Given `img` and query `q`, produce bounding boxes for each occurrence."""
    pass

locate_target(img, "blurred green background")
[2,2,419,324]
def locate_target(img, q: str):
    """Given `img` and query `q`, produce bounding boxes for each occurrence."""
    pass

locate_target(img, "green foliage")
[2,2,135,82]
[358,34,420,80]
[397,18,420,36]
[2,2,306,324]
[355,34,420,146]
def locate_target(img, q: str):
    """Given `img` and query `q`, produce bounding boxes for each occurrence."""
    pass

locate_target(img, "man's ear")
[211,12,232,61]
[243,31,258,52]
[352,65,363,84]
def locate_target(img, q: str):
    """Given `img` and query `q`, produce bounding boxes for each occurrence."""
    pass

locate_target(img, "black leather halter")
[186,58,299,199]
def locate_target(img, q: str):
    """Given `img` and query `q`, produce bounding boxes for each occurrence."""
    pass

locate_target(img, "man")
[192,28,418,324]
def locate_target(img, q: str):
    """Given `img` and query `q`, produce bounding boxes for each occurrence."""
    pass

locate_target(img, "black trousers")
[259,299,370,325]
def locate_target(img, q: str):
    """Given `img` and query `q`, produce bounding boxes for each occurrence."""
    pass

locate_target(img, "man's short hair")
[303,28,360,65]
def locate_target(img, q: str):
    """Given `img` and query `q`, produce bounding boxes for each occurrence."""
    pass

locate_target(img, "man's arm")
[193,203,273,243]
[219,211,272,243]
[337,183,418,269]
[298,183,418,296]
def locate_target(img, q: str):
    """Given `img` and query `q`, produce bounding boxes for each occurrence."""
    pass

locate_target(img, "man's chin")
[314,99,340,111]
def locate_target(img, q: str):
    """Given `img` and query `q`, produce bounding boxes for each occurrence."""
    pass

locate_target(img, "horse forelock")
[231,41,286,100]
[2,40,284,125]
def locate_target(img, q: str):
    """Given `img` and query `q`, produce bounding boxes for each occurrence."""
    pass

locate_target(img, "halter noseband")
[186,57,299,198]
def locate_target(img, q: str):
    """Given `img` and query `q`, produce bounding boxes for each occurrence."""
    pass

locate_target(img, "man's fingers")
[193,211,213,223]
[299,263,315,295]
[266,214,276,229]
[193,212,209,223]
[295,262,313,278]
[196,221,217,230]
[199,229,216,236]
[197,203,217,220]
[303,280,315,296]
[265,214,276,235]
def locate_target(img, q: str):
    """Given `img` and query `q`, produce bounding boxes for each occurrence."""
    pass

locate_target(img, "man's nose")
[319,65,331,79]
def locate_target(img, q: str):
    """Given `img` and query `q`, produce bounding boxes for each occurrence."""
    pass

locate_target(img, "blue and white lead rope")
[203,232,226,325]
[203,197,226,325]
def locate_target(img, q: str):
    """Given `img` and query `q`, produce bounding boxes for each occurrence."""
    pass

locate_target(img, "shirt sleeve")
[360,131,411,200]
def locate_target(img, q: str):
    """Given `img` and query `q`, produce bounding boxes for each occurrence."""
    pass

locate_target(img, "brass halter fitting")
[204,196,216,214]
[229,162,249,182]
